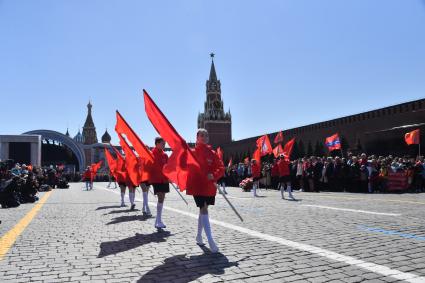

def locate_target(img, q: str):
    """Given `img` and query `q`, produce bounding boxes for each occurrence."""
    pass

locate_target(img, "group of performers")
[109,129,224,253]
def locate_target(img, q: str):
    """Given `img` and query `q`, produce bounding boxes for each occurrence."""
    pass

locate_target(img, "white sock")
[201,214,218,252]
[156,202,163,224]
[142,191,148,211]
[288,185,293,198]
[120,192,125,204]
[253,185,256,196]
[196,213,203,243]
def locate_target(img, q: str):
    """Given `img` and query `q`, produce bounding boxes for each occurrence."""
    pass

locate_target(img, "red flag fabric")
[143,89,205,191]
[405,129,420,145]
[111,145,127,183]
[256,135,273,156]
[253,148,261,165]
[227,158,233,168]
[90,160,103,182]
[325,133,341,151]
[274,131,284,144]
[282,138,296,158]
[115,111,154,163]
[273,144,284,158]
[104,147,117,174]
[118,134,141,186]
[217,147,223,161]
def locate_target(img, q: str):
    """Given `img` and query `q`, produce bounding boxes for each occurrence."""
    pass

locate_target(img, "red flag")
[143,89,205,191]
[256,135,273,156]
[115,111,154,163]
[274,131,284,144]
[217,147,223,161]
[111,145,127,182]
[90,160,103,182]
[273,144,283,158]
[405,129,420,145]
[253,148,261,165]
[325,133,341,151]
[227,158,233,168]
[118,134,141,186]
[282,138,296,158]
[104,147,117,174]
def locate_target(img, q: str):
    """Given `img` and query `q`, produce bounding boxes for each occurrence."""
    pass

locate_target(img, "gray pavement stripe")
[301,204,401,216]
[96,184,425,283]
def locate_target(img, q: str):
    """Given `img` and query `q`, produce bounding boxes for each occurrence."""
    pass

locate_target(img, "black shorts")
[253,177,261,181]
[193,196,215,207]
[118,182,126,187]
[152,183,170,194]
[140,181,150,187]
[279,176,291,183]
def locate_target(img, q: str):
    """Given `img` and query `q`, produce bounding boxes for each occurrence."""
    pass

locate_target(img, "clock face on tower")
[213,100,221,109]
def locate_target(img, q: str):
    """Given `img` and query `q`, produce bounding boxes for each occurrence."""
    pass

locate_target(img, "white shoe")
[155,222,166,229]
[196,235,205,246]
[208,240,219,253]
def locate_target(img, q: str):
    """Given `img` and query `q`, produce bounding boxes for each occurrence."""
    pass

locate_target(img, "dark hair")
[155,137,164,145]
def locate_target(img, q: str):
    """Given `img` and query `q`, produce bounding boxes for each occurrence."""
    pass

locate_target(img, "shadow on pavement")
[96,205,122,210]
[137,253,240,283]
[98,231,171,258]
[106,214,150,225]
[105,208,141,215]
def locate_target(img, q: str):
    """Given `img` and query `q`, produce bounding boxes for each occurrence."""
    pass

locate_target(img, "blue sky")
[0,0,424,146]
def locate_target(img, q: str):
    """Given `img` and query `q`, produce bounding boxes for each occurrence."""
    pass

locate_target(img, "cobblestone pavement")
[1,182,425,282]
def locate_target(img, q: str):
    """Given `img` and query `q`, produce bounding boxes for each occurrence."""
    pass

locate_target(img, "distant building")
[221,99,425,163]
[198,54,232,148]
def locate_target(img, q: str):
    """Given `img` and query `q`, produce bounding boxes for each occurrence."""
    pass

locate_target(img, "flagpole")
[169,182,188,205]
[217,184,244,222]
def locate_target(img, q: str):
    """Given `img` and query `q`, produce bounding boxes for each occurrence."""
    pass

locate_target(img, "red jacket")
[278,159,290,177]
[251,163,261,178]
[148,147,169,184]
[186,143,225,197]
[271,163,279,177]
[83,169,92,181]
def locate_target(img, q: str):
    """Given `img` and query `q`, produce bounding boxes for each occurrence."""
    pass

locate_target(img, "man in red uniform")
[278,154,294,200]
[83,166,93,191]
[251,159,261,197]
[186,129,224,253]
[149,137,169,229]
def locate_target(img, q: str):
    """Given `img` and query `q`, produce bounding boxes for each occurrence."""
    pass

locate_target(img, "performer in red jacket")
[278,154,294,199]
[251,159,261,197]
[149,137,169,229]
[186,129,224,253]
[83,166,93,191]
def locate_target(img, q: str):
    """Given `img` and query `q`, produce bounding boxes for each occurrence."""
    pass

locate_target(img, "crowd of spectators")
[224,153,424,193]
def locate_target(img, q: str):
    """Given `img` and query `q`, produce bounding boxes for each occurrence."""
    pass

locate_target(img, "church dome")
[74,130,85,144]
[101,129,111,143]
